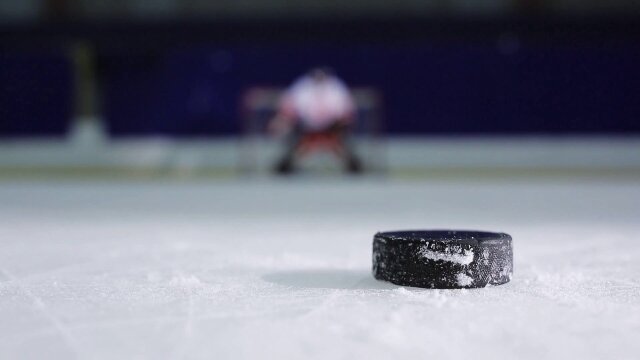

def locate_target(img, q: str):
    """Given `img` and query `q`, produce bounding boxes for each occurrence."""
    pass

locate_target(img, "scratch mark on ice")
[0,268,83,359]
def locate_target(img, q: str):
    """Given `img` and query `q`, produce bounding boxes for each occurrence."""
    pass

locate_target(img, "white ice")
[0,178,639,359]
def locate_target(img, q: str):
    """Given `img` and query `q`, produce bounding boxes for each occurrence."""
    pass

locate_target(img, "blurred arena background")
[1,0,639,178]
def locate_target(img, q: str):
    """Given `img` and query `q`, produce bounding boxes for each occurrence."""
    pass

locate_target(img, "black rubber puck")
[372,230,513,289]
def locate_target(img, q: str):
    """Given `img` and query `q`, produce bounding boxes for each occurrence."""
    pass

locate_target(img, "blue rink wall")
[0,50,74,137]
[1,40,639,137]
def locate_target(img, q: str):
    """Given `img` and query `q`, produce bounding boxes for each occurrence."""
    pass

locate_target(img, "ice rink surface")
[1,177,639,359]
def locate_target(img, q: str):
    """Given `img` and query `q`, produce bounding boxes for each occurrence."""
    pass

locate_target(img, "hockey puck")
[372,230,512,289]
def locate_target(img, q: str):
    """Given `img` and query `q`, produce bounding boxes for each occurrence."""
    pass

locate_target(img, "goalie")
[269,67,363,174]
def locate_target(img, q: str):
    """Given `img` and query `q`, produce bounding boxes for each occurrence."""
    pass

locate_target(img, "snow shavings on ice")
[169,274,203,288]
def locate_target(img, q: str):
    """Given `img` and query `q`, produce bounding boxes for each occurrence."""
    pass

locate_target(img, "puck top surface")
[374,230,510,245]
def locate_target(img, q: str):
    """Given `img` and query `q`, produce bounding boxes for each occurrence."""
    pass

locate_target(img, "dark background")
[1,2,639,137]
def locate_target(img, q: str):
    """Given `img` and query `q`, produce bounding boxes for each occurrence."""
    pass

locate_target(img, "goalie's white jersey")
[280,74,355,130]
